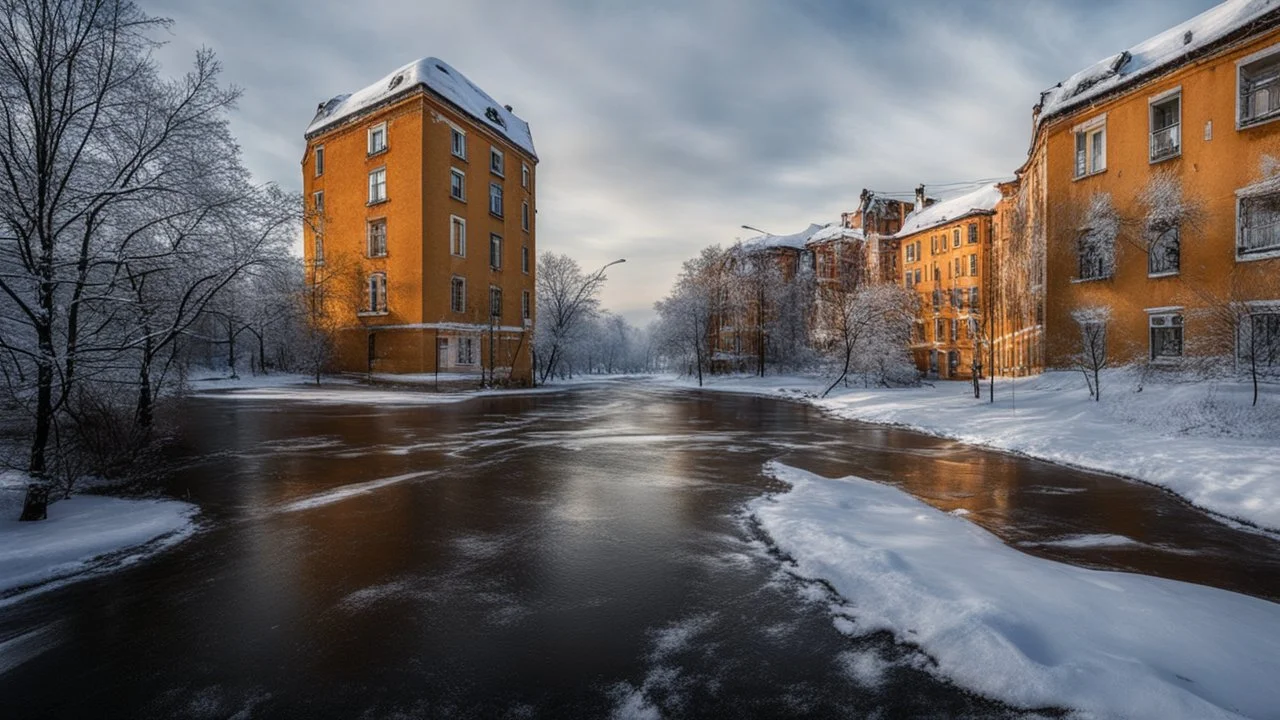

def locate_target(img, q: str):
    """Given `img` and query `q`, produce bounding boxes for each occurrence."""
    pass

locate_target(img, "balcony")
[1149,124,1180,161]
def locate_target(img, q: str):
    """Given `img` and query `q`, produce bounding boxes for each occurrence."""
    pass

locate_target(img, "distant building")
[1023,1,1280,372]
[897,184,1002,380]
[302,58,537,383]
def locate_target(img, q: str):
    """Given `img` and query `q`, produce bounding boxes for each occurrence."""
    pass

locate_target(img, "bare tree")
[1072,307,1110,401]
[534,253,621,383]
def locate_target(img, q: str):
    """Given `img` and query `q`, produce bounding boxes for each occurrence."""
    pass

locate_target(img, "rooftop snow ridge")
[1039,0,1280,123]
[306,57,536,158]
[741,223,826,251]
[894,184,1002,238]
[806,223,866,245]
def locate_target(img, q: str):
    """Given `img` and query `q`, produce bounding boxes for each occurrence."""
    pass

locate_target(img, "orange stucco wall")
[302,87,537,383]
[1038,26,1280,368]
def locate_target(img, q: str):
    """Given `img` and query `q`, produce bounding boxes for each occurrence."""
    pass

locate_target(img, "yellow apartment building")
[302,58,537,384]
[1025,2,1280,372]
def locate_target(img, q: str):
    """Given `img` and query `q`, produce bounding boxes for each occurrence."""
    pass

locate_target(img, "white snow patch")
[752,461,1280,719]
[609,683,663,720]
[275,470,436,513]
[649,614,715,660]
[741,223,826,251]
[835,649,892,689]
[894,184,1003,238]
[1025,533,1141,549]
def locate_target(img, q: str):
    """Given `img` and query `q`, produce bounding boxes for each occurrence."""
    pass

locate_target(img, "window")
[450,276,466,313]
[368,123,387,155]
[451,127,467,159]
[951,319,960,342]
[952,288,962,309]
[457,337,476,365]
[367,219,387,257]
[969,253,978,276]
[522,163,530,189]
[368,167,387,204]
[437,337,450,365]
[952,228,961,248]
[1239,309,1280,373]
[954,257,962,277]
[1238,191,1280,257]
[314,146,324,176]
[451,216,466,256]
[313,191,324,214]
[1077,228,1113,280]
[1149,312,1184,361]
[489,234,503,269]
[490,147,504,176]
[522,201,530,231]
[931,236,938,254]
[969,287,980,312]
[906,243,916,263]
[450,169,465,201]
[1149,224,1180,275]
[489,182,503,217]
[967,223,978,244]
[1239,50,1280,127]
[932,289,943,308]
[366,273,387,313]
[1074,119,1106,177]
[933,266,940,283]
[314,233,324,266]
[934,318,945,342]
[914,268,921,285]
[521,290,531,320]
[489,286,502,319]
[904,272,913,288]
[1150,93,1181,161]
[521,245,530,273]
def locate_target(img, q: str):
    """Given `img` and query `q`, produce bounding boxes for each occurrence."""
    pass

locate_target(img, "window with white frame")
[522,163,530,188]
[954,257,962,277]
[952,228,961,248]
[904,272,913,288]
[313,233,324,266]
[489,182,504,217]
[914,268,921,285]
[1149,311,1184,361]
[934,318,945,342]
[368,123,387,155]
[521,290,530,320]
[1238,189,1280,257]
[522,200,530,232]
[450,276,466,313]
[1077,228,1113,280]
[313,191,324,214]
[451,127,467,159]
[1148,223,1180,275]
[968,253,977,276]
[521,245,529,273]
[1150,92,1181,161]
[366,272,387,313]
[1239,308,1280,374]
[906,243,916,262]
[437,337,450,365]
[1239,49,1280,127]
[367,218,387,257]
[450,168,465,201]
[489,233,503,269]
[368,167,387,204]
[1074,118,1106,177]
[489,286,502,319]
[457,336,476,365]
[314,146,324,176]
[969,286,980,311]
[450,216,466,256]
[967,223,978,244]
[490,147,504,176]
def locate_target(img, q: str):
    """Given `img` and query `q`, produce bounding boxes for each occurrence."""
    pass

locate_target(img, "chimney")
[504,104,513,112]
[915,184,927,211]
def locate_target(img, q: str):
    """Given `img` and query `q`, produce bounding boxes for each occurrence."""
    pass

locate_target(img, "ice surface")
[752,461,1280,719]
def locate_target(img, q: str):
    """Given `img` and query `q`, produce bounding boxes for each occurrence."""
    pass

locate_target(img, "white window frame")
[521,289,531,320]
[489,285,502,320]
[1235,186,1280,261]
[450,215,466,257]
[1237,43,1280,129]
[521,200,530,232]
[490,147,504,177]
[521,245,529,274]
[1072,114,1107,179]
[968,253,977,276]
[368,167,387,204]
[522,163,530,189]
[314,145,324,176]
[1238,301,1280,373]
[437,337,450,366]
[906,243,916,263]
[1149,87,1181,162]
[457,336,477,365]
[489,182,503,217]
[1146,308,1184,363]
[952,228,961,248]
[367,122,387,156]
[451,126,467,159]
[489,233,503,269]
[367,218,387,258]
[450,168,465,201]
[363,272,387,314]
[312,190,324,214]
[450,276,466,313]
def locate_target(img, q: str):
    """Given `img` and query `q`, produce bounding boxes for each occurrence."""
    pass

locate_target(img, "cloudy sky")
[147,0,1219,324]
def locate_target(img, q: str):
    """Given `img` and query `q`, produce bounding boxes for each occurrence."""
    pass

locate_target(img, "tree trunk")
[29,329,55,477]
[136,333,154,429]
[19,483,49,522]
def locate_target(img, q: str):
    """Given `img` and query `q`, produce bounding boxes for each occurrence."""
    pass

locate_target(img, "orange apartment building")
[898,184,1001,379]
[1025,2,1280,372]
[302,58,537,383]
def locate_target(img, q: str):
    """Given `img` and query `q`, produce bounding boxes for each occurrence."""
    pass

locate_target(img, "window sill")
[1072,169,1107,182]
[452,252,466,259]
[1237,112,1280,132]
[1070,275,1113,284]
[357,311,390,317]
[452,153,468,163]
[367,253,388,260]
[1237,247,1280,262]
[1147,270,1180,278]
[490,212,505,220]
[367,199,389,207]
[451,195,466,203]
[490,265,502,271]
[367,148,388,159]
[491,170,505,179]
[1148,356,1183,366]
[1149,149,1181,165]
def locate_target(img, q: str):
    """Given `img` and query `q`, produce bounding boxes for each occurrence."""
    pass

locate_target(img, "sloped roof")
[1039,0,1280,122]
[894,184,1002,238]
[741,223,826,251]
[806,224,866,245]
[306,57,536,157]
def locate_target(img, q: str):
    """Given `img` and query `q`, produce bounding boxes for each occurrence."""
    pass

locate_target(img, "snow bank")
[658,371,1280,531]
[200,384,567,406]
[0,494,198,604]
[752,462,1280,719]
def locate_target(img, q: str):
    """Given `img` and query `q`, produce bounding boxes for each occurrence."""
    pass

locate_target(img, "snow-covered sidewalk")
[753,462,1280,719]
[0,484,198,606]
[658,370,1280,531]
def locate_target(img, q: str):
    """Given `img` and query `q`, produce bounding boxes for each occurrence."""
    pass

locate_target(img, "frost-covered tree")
[1135,171,1204,277]
[819,283,917,397]
[654,247,725,385]
[534,253,620,383]
[1072,307,1110,401]
[1077,193,1119,281]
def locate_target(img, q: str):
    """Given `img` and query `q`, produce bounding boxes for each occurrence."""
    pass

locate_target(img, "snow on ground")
[658,369,1280,531]
[752,462,1280,719]
[0,476,197,605]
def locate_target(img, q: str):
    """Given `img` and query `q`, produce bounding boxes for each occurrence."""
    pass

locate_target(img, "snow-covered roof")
[741,223,825,251]
[306,57,536,157]
[1039,0,1280,122]
[806,224,866,245]
[894,184,1002,238]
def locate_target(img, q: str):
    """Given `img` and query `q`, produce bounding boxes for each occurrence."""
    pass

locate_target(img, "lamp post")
[741,224,774,237]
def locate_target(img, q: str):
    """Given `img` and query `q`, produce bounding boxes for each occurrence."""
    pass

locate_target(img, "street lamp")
[741,224,774,236]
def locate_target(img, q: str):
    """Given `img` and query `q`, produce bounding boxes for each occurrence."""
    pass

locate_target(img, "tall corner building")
[302,58,537,384]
